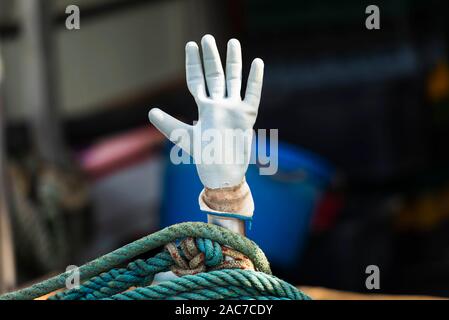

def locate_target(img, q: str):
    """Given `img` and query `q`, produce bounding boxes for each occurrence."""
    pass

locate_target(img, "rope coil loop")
[166,237,254,276]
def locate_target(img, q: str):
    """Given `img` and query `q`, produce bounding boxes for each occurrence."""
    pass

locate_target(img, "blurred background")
[1,0,449,297]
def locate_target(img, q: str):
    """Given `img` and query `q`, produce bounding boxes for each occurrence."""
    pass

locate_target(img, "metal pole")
[19,0,66,166]
[0,41,16,294]
[207,215,246,236]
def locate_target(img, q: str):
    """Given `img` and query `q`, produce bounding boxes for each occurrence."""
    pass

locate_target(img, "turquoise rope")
[0,222,309,300]
[51,238,226,300]
[108,270,310,300]
[196,238,222,266]
[50,251,173,300]
[0,222,271,300]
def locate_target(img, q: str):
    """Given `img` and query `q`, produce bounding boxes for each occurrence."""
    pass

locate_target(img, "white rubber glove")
[149,34,264,219]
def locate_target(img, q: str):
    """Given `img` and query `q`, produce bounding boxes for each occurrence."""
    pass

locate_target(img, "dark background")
[1,0,449,297]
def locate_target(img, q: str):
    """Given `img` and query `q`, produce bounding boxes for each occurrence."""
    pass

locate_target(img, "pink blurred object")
[78,126,165,179]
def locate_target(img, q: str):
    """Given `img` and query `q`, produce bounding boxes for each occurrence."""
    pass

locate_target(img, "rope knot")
[165,237,254,276]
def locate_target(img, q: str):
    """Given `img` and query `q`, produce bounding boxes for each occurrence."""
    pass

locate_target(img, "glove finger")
[148,108,193,154]
[185,41,207,100]
[226,38,242,98]
[201,34,225,99]
[244,58,264,108]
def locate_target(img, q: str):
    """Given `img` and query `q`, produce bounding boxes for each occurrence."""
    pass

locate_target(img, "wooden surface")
[300,286,445,300]
[33,286,446,300]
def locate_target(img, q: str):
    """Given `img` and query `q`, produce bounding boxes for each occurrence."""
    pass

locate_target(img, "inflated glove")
[149,34,264,221]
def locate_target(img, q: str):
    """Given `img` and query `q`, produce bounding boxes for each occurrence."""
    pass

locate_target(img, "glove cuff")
[198,178,254,219]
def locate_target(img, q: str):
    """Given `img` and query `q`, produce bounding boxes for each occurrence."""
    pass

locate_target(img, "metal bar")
[207,215,246,236]
[19,0,66,165]
[0,40,16,294]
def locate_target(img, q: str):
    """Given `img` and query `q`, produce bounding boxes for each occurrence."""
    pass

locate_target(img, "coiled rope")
[0,222,310,300]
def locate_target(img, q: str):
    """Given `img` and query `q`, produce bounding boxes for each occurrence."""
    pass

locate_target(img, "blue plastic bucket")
[159,141,334,269]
